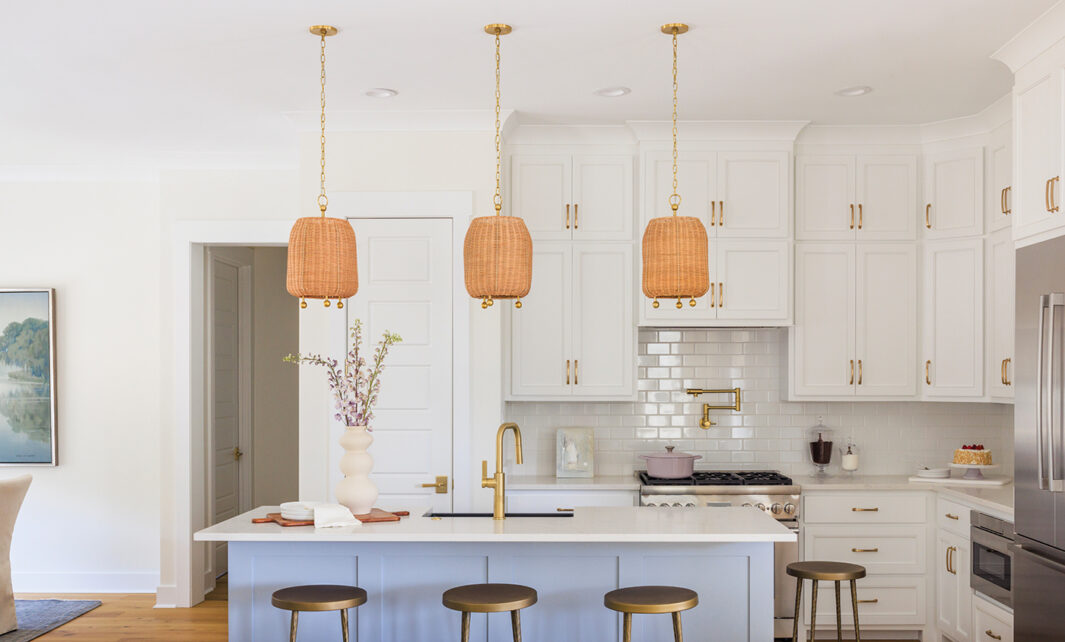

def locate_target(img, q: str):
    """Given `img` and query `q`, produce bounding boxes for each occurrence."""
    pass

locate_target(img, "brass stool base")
[604,586,698,642]
[442,583,537,642]
[786,562,866,642]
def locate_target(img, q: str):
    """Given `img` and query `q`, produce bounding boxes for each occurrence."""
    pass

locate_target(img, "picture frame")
[556,426,594,478]
[0,289,57,466]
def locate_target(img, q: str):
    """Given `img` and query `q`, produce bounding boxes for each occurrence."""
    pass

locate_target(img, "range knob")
[741,503,753,508]
[784,503,796,515]
[756,503,767,511]
[771,503,783,515]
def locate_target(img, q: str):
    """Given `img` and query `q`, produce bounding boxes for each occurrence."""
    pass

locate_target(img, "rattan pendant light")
[641,23,709,310]
[463,24,533,310]
[286,25,358,310]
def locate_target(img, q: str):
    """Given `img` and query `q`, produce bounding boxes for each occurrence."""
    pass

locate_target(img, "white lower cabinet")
[972,594,1013,642]
[937,528,973,641]
[507,242,634,400]
[505,490,637,513]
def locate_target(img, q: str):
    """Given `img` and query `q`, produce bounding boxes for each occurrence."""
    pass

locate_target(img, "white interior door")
[508,242,573,398]
[714,151,789,238]
[207,248,251,579]
[510,155,572,240]
[923,239,984,398]
[572,243,634,397]
[792,244,855,397]
[714,240,790,321]
[344,218,453,511]
[796,154,856,241]
[856,155,917,240]
[572,155,633,240]
[924,149,984,238]
[856,244,916,396]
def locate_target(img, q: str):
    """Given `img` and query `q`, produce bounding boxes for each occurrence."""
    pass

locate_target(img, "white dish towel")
[314,504,363,529]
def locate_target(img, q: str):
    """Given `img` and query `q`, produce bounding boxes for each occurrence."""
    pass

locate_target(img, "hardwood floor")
[17,584,228,641]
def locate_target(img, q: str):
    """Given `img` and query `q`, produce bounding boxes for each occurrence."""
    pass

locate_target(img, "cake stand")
[949,463,999,480]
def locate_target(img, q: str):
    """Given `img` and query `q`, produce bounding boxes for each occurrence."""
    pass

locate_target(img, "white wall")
[506,328,1014,478]
[251,247,298,507]
[0,180,163,592]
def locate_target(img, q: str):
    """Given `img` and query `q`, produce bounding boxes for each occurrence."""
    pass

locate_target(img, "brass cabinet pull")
[925,360,932,386]
[985,629,1002,640]
[947,545,957,575]
[1002,186,1011,215]
[850,204,855,230]
[574,203,579,228]
[856,599,879,604]
[556,507,574,512]
[421,475,448,494]
[1003,358,1012,386]
[946,513,959,520]
[851,547,879,553]
[851,507,879,512]
[1047,178,1053,212]
[925,203,932,229]
[719,200,724,226]
[849,359,855,385]
[565,204,570,229]
[711,200,716,226]
[710,283,716,308]
[858,203,864,229]
[858,359,863,385]
[574,359,578,385]
[718,282,724,308]
[566,359,570,385]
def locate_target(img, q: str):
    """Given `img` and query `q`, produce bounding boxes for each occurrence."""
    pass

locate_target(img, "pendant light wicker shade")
[641,215,709,302]
[286,216,359,301]
[464,215,532,305]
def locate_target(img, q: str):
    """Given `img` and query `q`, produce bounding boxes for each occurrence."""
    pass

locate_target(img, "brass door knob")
[232,447,243,461]
[421,475,449,494]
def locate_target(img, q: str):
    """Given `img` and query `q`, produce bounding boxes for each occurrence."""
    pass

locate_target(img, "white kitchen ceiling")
[1,0,1056,166]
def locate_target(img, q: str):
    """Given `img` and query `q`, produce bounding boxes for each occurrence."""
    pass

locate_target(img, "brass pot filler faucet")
[686,387,742,429]
[482,422,523,520]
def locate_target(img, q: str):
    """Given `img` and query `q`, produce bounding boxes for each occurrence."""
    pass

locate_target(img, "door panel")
[1014,73,1062,240]
[573,155,633,240]
[644,150,714,225]
[988,230,1015,399]
[793,244,855,396]
[344,219,453,511]
[572,244,634,397]
[509,243,572,397]
[857,155,917,240]
[923,240,984,397]
[924,149,984,238]
[715,151,789,238]
[715,240,790,320]
[511,155,572,239]
[856,244,916,396]
[796,154,856,241]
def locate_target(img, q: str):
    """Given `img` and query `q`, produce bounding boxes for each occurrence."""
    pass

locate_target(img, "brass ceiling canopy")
[309,25,338,37]
[484,23,513,36]
[660,23,689,35]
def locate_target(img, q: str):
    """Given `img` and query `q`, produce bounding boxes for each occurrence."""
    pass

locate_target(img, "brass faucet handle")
[481,460,496,488]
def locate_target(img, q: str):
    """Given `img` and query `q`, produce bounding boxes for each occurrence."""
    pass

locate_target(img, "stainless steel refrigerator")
[1015,237,1065,640]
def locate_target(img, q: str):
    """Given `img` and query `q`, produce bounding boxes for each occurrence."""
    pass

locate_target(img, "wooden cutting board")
[252,509,410,527]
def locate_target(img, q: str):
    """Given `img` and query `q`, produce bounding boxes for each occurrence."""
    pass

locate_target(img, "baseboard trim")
[154,583,179,608]
[13,571,160,594]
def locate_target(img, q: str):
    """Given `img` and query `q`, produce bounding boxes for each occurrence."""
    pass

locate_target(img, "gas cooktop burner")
[638,470,794,487]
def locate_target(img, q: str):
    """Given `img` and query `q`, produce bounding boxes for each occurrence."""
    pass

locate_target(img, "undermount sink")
[424,511,574,518]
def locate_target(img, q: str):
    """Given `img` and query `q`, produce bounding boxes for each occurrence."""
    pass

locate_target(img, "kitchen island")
[195,505,794,642]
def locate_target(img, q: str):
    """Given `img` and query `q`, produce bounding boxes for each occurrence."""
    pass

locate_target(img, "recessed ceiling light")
[835,85,873,97]
[365,88,398,98]
[593,86,631,98]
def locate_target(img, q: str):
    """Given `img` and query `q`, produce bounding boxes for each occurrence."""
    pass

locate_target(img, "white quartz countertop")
[507,475,641,491]
[793,474,1014,516]
[194,505,796,544]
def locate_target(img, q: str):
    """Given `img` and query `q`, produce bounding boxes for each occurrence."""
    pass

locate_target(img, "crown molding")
[919,93,1011,143]
[284,109,514,132]
[507,124,638,146]
[992,1,1065,72]
[625,120,810,142]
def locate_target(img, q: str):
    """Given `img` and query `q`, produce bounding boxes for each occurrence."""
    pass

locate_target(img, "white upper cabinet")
[923,148,984,238]
[510,153,632,240]
[923,239,984,398]
[507,242,634,400]
[714,241,791,321]
[714,151,790,238]
[791,243,916,399]
[987,229,1015,400]
[792,244,856,397]
[644,151,714,227]
[988,124,1012,232]
[856,245,917,397]
[1014,71,1063,241]
[797,154,916,241]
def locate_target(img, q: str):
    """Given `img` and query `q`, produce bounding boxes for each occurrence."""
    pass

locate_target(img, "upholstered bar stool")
[271,584,367,642]
[603,585,698,642]
[786,561,867,642]
[442,583,537,642]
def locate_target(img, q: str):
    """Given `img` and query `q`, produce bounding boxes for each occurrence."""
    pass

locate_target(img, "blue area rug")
[0,600,101,641]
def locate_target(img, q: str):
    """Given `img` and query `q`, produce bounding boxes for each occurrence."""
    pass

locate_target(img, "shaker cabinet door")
[924,149,984,239]
[856,244,916,397]
[572,155,633,240]
[715,151,790,238]
[856,155,918,241]
[715,240,790,321]
[792,244,856,397]
[1013,72,1063,241]
[987,229,1015,399]
[572,244,634,397]
[796,154,856,241]
[511,154,573,240]
[509,243,573,397]
[923,239,984,398]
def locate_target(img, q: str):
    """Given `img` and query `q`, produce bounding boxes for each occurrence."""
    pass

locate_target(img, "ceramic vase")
[336,425,377,515]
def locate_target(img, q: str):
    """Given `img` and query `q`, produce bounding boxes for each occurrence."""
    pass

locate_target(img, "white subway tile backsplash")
[505,328,1014,478]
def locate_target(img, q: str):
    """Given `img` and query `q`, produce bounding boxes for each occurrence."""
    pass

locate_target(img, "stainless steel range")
[638,470,800,638]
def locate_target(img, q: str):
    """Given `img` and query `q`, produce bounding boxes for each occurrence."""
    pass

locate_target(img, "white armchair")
[0,475,31,634]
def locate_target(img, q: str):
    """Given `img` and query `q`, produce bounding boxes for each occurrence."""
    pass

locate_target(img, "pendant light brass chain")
[318,32,329,215]
[493,32,503,214]
[669,30,681,214]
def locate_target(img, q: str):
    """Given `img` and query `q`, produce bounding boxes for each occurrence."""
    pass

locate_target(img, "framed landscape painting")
[0,290,56,465]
